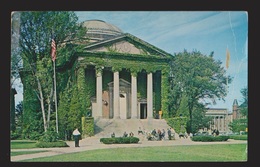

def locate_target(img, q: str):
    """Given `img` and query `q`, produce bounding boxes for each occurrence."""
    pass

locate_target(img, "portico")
[74,20,172,120]
[90,68,155,119]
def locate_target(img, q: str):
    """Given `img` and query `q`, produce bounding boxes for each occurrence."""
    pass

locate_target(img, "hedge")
[100,137,139,144]
[228,135,247,140]
[191,135,229,142]
[35,141,69,148]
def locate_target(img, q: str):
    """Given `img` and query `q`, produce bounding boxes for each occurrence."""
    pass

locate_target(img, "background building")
[206,99,245,133]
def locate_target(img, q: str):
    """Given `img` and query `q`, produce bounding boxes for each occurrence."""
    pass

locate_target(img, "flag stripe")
[51,39,56,61]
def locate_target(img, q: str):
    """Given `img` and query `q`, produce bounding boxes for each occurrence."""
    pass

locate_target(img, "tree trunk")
[47,87,54,129]
[37,77,47,132]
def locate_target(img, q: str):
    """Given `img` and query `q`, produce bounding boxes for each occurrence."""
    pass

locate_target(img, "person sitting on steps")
[123,131,128,137]
[138,127,143,135]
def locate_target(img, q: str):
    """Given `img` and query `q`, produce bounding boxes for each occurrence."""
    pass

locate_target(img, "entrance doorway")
[140,103,147,119]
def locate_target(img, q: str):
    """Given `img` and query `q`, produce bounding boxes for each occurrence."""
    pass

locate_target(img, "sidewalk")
[11,136,247,162]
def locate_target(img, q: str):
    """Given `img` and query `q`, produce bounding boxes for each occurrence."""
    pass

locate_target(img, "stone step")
[94,118,172,138]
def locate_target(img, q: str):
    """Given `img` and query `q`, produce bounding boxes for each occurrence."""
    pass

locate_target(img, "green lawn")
[11,140,38,149]
[11,140,37,149]
[20,144,247,162]
[11,150,49,156]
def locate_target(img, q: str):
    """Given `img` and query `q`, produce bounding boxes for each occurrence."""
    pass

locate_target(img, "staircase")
[93,118,172,138]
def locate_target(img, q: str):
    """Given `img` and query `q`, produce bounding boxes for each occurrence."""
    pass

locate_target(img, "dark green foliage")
[100,137,139,144]
[67,85,83,135]
[18,11,87,135]
[35,141,69,148]
[239,86,248,118]
[166,117,188,134]
[137,72,147,99]
[57,79,72,140]
[191,135,229,142]
[228,119,248,133]
[228,135,247,140]
[23,131,42,140]
[10,131,21,140]
[168,50,231,131]
[188,107,211,134]
[81,117,94,137]
[22,74,44,139]
[84,68,96,115]
[103,70,113,91]
[153,71,162,113]
[39,130,59,142]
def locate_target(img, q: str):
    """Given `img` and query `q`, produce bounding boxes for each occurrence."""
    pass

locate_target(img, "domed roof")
[82,20,123,41]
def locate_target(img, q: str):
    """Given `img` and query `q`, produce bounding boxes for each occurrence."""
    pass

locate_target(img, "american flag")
[51,39,56,62]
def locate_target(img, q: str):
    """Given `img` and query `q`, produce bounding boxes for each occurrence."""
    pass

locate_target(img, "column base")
[147,117,154,120]
[113,116,120,119]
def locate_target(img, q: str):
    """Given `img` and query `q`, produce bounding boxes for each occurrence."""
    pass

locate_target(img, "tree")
[175,95,211,133]
[228,86,248,133]
[229,119,247,133]
[11,12,23,89]
[57,79,73,140]
[168,50,231,133]
[15,101,23,127]
[18,11,87,133]
[239,86,248,118]
[67,84,83,139]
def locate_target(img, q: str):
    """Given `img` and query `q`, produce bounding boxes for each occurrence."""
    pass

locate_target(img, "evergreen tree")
[58,79,73,140]
[67,85,83,139]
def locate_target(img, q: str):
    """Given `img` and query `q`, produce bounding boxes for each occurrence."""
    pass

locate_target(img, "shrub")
[39,131,59,142]
[191,135,229,142]
[81,117,94,138]
[100,137,139,144]
[228,135,247,140]
[11,131,21,140]
[29,131,42,140]
[35,141,69,148]
[166,117,188,134]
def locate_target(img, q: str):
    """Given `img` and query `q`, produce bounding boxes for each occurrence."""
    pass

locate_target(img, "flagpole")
[53,59,58,133]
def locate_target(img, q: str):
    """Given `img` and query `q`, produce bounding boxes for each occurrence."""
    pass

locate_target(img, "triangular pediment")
[84,33,172,58]
[108,78,131,88]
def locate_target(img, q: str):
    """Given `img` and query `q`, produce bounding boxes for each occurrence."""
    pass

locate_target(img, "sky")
[13,11,248,113]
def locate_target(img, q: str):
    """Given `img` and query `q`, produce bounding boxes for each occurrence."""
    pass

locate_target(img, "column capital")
[112,67,122,73]
[95,66,104,76]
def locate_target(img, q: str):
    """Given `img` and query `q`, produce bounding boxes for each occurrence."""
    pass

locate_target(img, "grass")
[11,150,49,156]
[11,140,38,149]
[20,143,247,162]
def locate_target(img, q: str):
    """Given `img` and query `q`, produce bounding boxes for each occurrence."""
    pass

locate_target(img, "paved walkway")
[10,136,247,162]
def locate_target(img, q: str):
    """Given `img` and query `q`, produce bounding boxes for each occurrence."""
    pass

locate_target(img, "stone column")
[131,74,137,119]
[96,71,103,118]
[113,71,120,118]
[147,73,153,119]
[217,116,220,130]
[214,117,216,129]
[221,116,224,131]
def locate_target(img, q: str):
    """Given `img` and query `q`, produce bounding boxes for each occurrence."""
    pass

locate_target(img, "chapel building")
[57,20,173,120]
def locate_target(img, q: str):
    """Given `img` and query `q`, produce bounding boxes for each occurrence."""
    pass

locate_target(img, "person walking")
[73,128,81,147]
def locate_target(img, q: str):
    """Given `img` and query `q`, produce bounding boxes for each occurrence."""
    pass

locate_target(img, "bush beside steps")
[191,135,229,142]
[100,137,139,144]
[35,141,69,148]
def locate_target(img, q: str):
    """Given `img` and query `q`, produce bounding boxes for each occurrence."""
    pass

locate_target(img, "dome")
[82,20,123,42]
